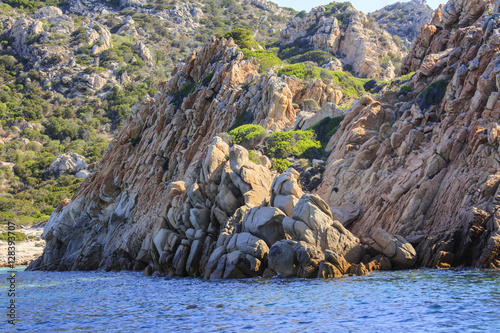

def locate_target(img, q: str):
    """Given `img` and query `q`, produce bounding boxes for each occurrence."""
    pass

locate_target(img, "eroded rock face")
[280,5,404,80]
[316,1,500,269]
[29,36,346,276]
[30,2,500,277]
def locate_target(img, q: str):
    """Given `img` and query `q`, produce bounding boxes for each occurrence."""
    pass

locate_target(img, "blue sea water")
[1,267,499,332]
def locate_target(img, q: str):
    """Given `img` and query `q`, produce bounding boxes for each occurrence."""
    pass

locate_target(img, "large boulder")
[365,228,417,269]
[241,206,286,246]
[283,194,363,263]
[270,168,303,217]
[228,145,273,207]
[48,153,88,176]
[268,240,298,277]
[206,232,269,279]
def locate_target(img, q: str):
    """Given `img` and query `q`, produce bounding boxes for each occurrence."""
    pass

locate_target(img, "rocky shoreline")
[28,0,500,278]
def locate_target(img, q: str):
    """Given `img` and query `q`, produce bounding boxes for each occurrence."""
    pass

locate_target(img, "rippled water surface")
[2,268,500,332]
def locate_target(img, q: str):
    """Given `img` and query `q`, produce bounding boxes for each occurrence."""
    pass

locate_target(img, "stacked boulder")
[139,137,418,279]
[268,194,364,278]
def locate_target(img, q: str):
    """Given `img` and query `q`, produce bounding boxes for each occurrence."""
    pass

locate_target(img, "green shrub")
[130,136,141,147]
[287,50,334,67]
[264,130,322,160]
[0,231,27,242]
[242,49,282,74]
[400,85,412,93]
[271,158,292,173]
[171,81,197,108]
[324,1,352,15]
[229,124,265,145]
[415,80,449,110]
[202,71,215,86]
[277,64,368,99]
[230,109,254,130]
[223,28,260,50]
[278,38,313,60]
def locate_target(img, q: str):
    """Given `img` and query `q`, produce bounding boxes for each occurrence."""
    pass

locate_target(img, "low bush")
[264,130,322,160]
[230,109,254,130]
[0,231,27,242]
[242,49,282,74]
[271,158,292,173]
[229,124,265,146]
[248,151,262,165]
[415,80,449,110]
[224,28,260,50]
[309,116,344,147]
[287,50,334,67]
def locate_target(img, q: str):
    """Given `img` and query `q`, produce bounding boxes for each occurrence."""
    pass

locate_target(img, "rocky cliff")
[29,36,370,278]
[280,3,405,80]
[28,0,500,276]
[316,0,500,269]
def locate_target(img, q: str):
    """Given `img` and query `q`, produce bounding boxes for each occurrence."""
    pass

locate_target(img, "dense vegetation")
[226,121,343,173]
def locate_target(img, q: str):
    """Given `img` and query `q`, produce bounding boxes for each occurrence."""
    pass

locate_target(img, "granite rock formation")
[28,37,365,277]
[29,0,500,276]
[316,0,500,269]
[368,0,434,47]
[280,4,405,80]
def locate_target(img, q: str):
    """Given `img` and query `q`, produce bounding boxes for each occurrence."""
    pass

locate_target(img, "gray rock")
[241,206,286,246]
[366,228,417,269]
[268,239,298,276]
[284,194,363,263]
[48,153,88,176]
